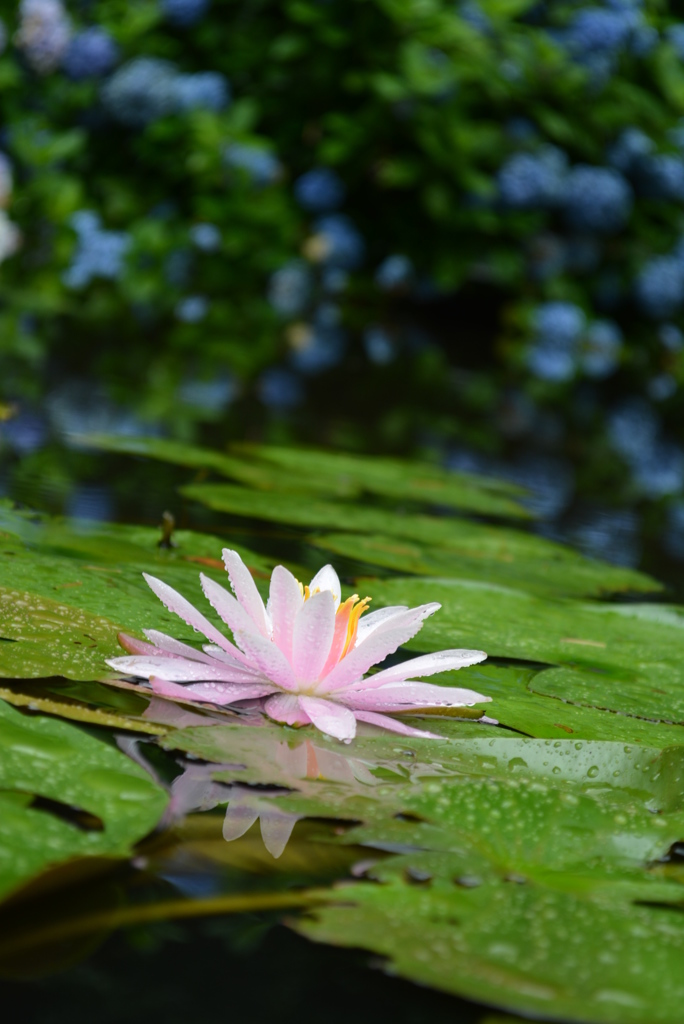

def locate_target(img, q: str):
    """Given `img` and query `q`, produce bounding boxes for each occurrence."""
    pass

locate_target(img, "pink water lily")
[106,550,490,742]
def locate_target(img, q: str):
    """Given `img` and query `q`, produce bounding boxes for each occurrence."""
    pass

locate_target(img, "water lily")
[106,550,490,742]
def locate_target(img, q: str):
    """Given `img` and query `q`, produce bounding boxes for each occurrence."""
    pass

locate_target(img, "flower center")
[297,581,371,660]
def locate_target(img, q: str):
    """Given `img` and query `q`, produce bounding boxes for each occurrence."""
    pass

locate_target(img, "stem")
[0,890,325,960]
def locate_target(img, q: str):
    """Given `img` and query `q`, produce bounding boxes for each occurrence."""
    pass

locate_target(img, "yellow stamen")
[339,594,372,659]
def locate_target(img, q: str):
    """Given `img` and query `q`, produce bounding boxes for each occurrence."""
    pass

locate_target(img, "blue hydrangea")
[175,295,209,322]
[566,7,638,56]
[607,127,653,174]
[289,319,347,374]
[174,72,230,113]
[364,326,396,365]
[161,0,210,26]
[16,0,71,75]
[562,165,632,233]
[607,398,660,464]
[659,323,684,351]
[178,375,236,411]
[223,143,282,187]
[629,23,658,57]
[647,374,678,401]
[666,23,684,60]
[533,301,586,344]
[310,214,364,270]
[321,268,349,294]
[257,367,304,410]
[375,254,414,290]
[635,153,684,201]
[101,57,179,126]
[62,27,118,80]
[634,256,684,319]
[458,0,491,33]
[633,440,684,496]
[498,147,567,209]
[267,261,312,317]
[527,344,576,382]
[579,319,622,378]
[189,222,221,251]
[63,210,131,288]
[0,410,47,455]
[294,168,345,212]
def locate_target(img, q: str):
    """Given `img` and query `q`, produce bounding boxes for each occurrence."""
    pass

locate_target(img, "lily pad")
[0,698,167,901]
[79,435,529,518]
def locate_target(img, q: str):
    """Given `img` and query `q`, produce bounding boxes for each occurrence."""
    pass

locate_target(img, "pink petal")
[359,648,488,689]
[106,653,263,684]
[234,630,298,691]
[320,603,441,693]
[265,692,311,726]
[222,548,270,636]
[298,696,357,742]
[354,710,441,739]
[142,573,250,663]
[200,573,263,642]
[339,680,491,711]
[149,677,275,705]
[268,565,303,660]
[117,632,158,656]
[308,564,342,608]
[354,605,409,645]
[144,628,224,665]
[292,589,336,684]
[222,804,259,842]
[260,810,300,858]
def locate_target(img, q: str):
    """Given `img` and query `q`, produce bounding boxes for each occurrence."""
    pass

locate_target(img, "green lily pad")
[79,435,529,518]
[0,698,167,901]
[309,529,659,599]
[361,577,684,725]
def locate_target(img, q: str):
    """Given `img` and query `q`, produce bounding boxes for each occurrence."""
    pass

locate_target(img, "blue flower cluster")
[63,210,131,289]
[223,143,282,186]
[561,3,657,84]
[102,58,229,126]
[527,301,622,382]
[15,0,71,75]
[160,0,210,27]
[294,168,345,212]
[62,27,118,80]
[608,397,684,497]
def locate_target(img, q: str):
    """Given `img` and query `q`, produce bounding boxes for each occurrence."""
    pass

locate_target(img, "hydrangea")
[634,256,684,319]
[562,165,632,233]
[174,72,230,112]
[175,295,209,322]
[106,551,490,742]
[267,261,312,318]
[161,0,210,26]
[607,127,653,174]
[15,0,71,74]
[288,319,347,374]
[364,326,396,365]
[375,254,414,290]
[178,375,236,412]
[659,323,684,351]
[565,6,638,56]
[294,168,345,212]
[63,211,130,288]
[0,410,47,455]
[498,147,567,209]
[527,301,586,382]
[607,398,660,465]
[62,27,119,80]
[309,214,364,270]
[101,57,179,126]
[666,23,684,61]
[579,319,622,378]
[634,153,684,201]
[223,143,282,186]
[633,440,684,497]
[189,222,221,252]
[647,373,678,402]
[256,367,304,410]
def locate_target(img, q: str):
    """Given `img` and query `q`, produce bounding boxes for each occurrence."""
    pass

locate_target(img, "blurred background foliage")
[5,0,684,570]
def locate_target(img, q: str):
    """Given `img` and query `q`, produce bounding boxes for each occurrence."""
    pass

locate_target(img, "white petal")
[308,564,342,609]
[142,573,250,662]
[354,605,409,645]
[338,680,491,710]
[354,710,441,739]
[298,696,357,742]
[361,648,487,689]
[292,589,336,684]
[222,548,270,636]
[268,565,304,661]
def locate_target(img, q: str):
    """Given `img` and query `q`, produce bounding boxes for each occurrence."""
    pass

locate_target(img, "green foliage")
[0,697,167,901]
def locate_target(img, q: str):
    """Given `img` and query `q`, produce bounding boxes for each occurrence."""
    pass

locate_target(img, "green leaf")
[360,577,684,730]
[0,698,167,901]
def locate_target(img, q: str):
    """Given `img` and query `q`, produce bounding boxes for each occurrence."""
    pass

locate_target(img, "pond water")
[2,437,684,1024]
